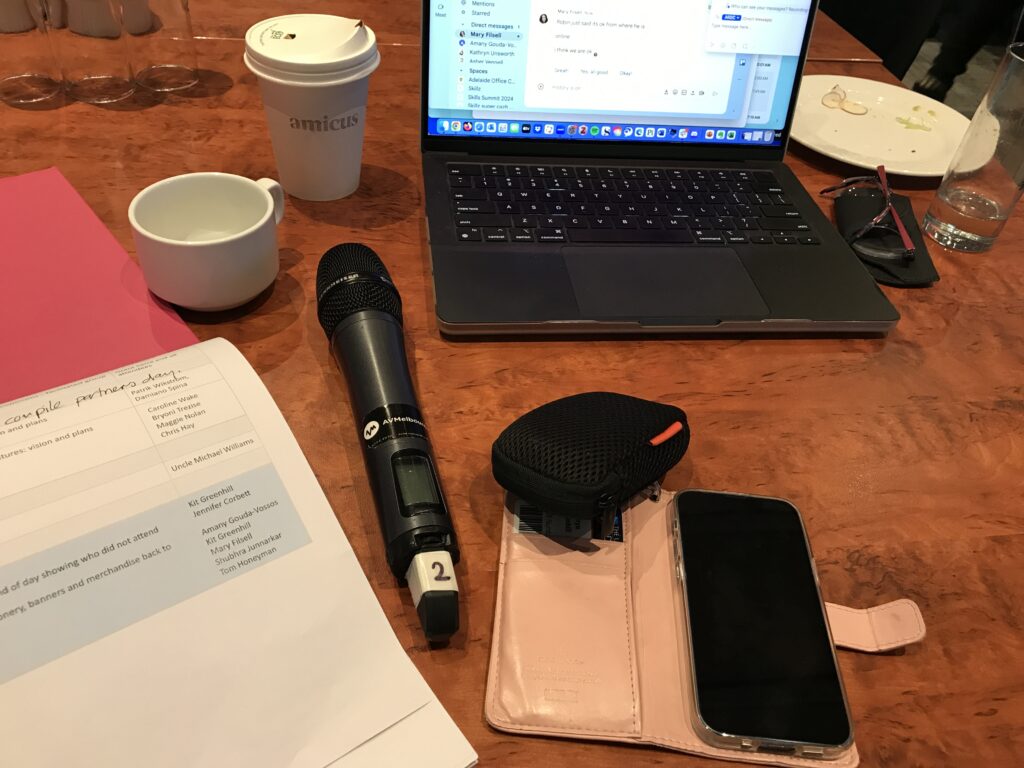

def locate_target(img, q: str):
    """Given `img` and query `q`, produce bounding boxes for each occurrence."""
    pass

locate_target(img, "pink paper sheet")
[0,168,198,403]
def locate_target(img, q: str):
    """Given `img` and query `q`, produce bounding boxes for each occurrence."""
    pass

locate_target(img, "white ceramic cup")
[244,14,380,201]
[129,173,285,311]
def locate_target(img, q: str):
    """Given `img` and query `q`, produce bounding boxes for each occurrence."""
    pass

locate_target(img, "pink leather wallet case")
[485,492,926,767]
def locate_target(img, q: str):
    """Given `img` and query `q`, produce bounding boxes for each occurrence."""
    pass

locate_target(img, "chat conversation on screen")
[524,0,736,116]
[706,1,811,56]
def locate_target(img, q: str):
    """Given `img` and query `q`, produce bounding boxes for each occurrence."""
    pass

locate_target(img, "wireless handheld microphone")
[316,243,460,642]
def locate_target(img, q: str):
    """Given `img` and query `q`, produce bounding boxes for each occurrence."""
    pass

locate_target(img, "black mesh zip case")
[491,392,690,519]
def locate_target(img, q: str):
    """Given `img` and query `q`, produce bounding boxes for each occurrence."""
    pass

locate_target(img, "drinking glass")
[923,43,1024,252]
[0,0,62,104]
[53,0,135,103]
[128,0,198,92]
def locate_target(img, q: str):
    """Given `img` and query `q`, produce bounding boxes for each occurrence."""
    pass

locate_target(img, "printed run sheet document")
[0,339,475,768]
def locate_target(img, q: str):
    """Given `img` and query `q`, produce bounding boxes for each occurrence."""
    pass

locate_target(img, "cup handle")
[257,178,285,225]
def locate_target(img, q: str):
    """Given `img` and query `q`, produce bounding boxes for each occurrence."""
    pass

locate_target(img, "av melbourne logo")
[363,420,380,441]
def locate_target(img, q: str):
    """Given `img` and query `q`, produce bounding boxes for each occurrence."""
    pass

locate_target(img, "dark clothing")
[929,1,1022,82]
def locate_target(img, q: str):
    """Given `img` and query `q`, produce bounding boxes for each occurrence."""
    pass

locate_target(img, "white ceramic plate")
[791,75,970,177]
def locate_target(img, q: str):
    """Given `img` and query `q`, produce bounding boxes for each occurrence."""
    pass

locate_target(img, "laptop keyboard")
[446,163,819,246]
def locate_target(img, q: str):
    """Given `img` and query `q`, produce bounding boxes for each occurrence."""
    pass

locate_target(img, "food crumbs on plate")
[896,105,937,131]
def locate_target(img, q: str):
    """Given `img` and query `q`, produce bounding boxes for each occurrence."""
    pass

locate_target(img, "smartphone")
[674,490,853,759]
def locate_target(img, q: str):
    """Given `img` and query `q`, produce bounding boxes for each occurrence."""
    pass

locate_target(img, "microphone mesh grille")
[316,243,402,337]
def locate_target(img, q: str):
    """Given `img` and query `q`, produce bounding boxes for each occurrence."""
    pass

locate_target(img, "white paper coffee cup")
[244,14,380,201]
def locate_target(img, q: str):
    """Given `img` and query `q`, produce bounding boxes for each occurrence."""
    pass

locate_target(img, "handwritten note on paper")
[0,339,469,768]
[0,167,197,404]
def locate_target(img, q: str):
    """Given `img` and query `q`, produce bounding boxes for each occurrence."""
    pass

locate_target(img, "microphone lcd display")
[393,453,443,511]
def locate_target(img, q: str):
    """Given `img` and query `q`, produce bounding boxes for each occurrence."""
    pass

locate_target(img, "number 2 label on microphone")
[432,560,452,581]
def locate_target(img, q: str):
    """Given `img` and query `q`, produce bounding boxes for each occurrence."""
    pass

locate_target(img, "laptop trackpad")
[563,246,769,323]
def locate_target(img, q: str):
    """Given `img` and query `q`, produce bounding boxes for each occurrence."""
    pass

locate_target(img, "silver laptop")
[419,0,899,336]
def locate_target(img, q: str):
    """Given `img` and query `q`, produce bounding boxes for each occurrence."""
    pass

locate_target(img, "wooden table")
[2,8,1022,767]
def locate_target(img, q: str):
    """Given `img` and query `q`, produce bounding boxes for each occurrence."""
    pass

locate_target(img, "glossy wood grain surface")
[1,10,1021,767]
[805,13,883,63]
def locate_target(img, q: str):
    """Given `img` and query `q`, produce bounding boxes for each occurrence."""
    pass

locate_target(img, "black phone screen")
[677,491,851,748]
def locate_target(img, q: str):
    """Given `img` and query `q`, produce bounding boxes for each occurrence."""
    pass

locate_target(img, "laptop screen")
[424,0,814,148]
